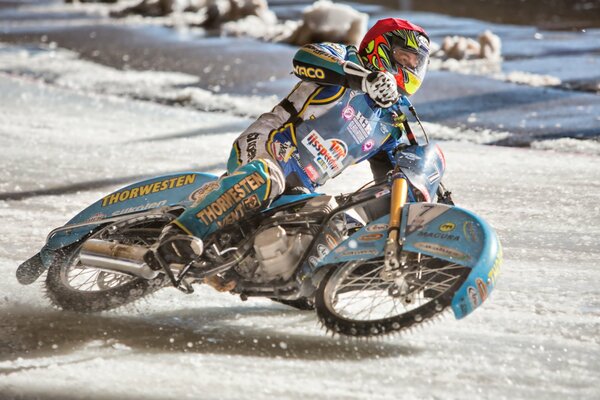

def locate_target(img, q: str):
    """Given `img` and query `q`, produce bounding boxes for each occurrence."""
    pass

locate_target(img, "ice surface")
[0,1,599,398]
[0,39,599,399]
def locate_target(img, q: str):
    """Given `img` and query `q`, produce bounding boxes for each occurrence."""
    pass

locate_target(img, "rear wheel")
[315,254,470,337]
[45,214,171,312]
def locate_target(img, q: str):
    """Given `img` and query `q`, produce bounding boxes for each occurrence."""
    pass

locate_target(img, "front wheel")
[45,214,171,312]
[315,254,470,337]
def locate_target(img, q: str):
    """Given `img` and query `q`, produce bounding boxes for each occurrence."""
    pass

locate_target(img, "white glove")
[343,62,399,108]
[362,71,399,108]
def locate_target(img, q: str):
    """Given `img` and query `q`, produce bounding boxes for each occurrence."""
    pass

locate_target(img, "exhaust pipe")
[79,239,160,280]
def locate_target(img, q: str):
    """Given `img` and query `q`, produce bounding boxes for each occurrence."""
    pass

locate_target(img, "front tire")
[45,214,171,312]
[315,254,470,337]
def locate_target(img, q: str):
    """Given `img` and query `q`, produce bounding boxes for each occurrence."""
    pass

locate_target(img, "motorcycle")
[16,97,502,338]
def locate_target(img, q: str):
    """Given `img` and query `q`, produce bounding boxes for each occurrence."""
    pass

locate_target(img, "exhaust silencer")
[79,239,160,280]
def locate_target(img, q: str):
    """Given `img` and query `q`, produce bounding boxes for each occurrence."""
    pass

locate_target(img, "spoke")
[327,257,466,322]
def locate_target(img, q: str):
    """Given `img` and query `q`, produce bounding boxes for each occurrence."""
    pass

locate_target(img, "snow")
[0,3,599,399]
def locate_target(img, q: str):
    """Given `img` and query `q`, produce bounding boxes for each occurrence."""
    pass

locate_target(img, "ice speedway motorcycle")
[17,94,502,338]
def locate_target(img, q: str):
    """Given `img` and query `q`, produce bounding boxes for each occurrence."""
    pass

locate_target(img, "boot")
[154,224,204,267]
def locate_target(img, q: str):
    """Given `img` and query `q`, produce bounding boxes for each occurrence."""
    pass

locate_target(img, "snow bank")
[101,0,367,46]
[437,30,502,61]
[281,0,367,46]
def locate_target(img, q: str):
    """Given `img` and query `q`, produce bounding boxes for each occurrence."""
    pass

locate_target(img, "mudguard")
[17,172,218,284]
[318,203,502,319]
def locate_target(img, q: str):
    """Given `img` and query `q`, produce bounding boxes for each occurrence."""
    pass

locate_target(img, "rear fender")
[17,172,218,285]
[318,203,502,319]
[45,172,218,251]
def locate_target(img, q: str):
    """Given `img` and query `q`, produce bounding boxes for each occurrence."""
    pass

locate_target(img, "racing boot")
[147,224,204,270]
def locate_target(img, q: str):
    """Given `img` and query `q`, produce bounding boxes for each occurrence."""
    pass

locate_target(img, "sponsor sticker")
[304,164,319,181]
[302,130,347,177]
[245,132,260,161]
[342,106,355,121]
[195,172,266,225]
[467,286,480,308]
[417,231,460,241]
[294,65,325,79]
[365,223,389,232]
[271,141,295,163]
[413,242,469,260]
[325,234,338,249]
[86,213,106,222]
[358,233,384,242]
[439,222,456,232]
[189,181,220,203]
[476,278,488,302]
[362,139,375,152]
[342,249,378,257]
[347,111,372,143]
[111,200,168,216]
[463,221,479,242]
[102,174,197,207]
[317,244,330,258]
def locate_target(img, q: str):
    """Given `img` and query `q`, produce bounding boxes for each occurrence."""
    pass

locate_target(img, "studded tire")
[45,215,171,313]
[315,255,470,338]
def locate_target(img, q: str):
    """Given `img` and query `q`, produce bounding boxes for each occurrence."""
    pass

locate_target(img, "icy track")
[0,53,599,399]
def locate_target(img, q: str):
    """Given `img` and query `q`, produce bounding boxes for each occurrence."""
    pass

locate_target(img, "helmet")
[359,18,430,97]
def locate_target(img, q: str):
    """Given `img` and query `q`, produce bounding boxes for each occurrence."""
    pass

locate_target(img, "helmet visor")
[391,34,430,95]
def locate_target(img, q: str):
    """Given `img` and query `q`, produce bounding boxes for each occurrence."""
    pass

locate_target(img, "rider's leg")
[173,158,285,238]
[153,128,286,266]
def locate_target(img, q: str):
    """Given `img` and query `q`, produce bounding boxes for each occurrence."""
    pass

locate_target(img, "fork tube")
[389,177,408,235]
[383,176,408,276]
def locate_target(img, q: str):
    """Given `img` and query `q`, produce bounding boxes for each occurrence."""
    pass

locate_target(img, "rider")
[155,18,431,271]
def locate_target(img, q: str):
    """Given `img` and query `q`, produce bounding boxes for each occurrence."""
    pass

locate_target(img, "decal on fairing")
[292,90,397,186]
[195,172,266,225]
[398,203,502,320]
[347,111,373,143]
[301,130,348,177]
[341,105,355,121]
[45,173,219,251]
[101,174,197,207]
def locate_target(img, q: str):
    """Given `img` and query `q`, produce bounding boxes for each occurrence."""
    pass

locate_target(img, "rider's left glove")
[343,61,399,108]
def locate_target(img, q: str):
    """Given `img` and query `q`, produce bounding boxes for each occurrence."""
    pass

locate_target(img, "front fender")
[318,203,502,319]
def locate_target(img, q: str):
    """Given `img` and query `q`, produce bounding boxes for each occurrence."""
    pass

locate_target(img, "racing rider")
[154,18,431,279]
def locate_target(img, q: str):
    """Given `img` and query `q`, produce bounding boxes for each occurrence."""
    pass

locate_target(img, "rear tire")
[315,254,470,337]
[45,214,171,312]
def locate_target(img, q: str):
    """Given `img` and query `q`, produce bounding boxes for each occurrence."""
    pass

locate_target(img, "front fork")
[382,174,408,280]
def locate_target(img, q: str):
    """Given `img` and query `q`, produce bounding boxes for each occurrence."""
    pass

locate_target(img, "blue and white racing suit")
[174,42,406,238]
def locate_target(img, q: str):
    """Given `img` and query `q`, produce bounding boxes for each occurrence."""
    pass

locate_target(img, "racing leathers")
[172,42,406,240]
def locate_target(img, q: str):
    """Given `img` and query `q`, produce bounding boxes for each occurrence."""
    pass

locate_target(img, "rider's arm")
[292,43,362,87]
[293,43,399,108]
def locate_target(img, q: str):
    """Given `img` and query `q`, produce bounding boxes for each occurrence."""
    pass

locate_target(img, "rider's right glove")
[343,61,399,108]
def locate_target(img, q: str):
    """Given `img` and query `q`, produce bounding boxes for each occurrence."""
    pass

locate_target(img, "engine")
[234,195,338,283]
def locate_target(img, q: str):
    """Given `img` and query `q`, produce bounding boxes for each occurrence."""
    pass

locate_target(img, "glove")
[362,71,399,108]
[343,61,399,108]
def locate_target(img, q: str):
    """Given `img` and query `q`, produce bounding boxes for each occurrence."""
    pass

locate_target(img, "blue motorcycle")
[17,99,502,338]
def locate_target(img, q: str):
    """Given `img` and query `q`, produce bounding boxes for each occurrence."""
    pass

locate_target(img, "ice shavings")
[0,44,277,117]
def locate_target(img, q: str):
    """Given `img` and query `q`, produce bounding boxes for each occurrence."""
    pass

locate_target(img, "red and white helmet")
[359,18,430,97]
